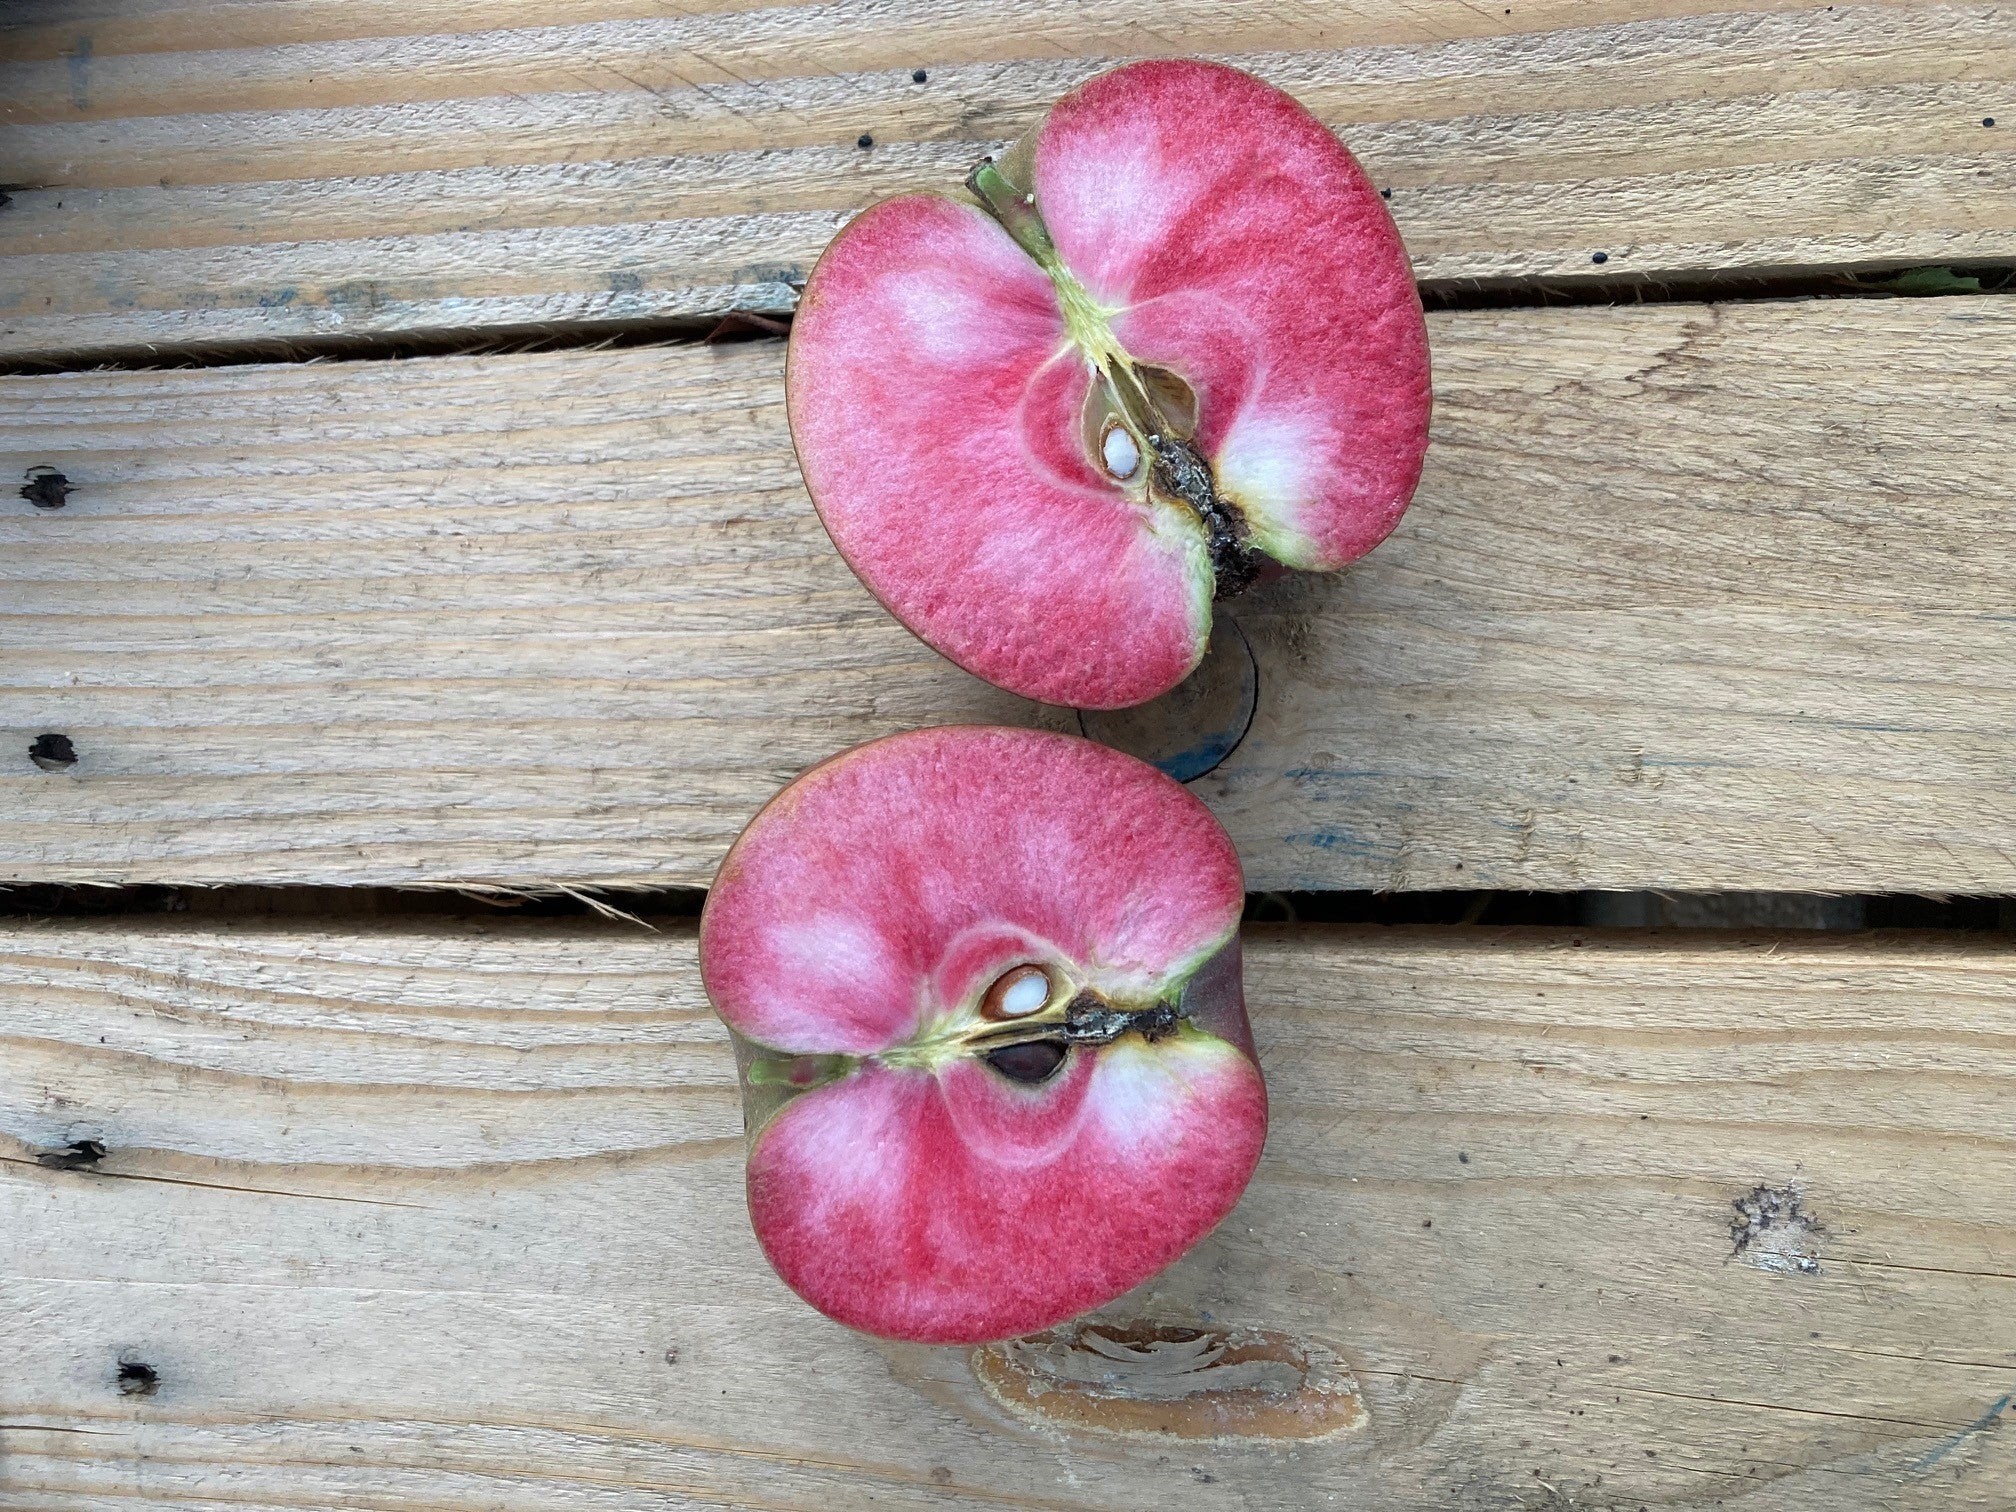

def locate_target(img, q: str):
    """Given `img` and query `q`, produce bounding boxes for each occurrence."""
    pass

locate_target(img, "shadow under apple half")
[786,58,1432,710]
[698,727,1267,1345]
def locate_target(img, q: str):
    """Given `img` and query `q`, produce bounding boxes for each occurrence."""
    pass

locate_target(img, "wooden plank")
[2,918,2012,1509]
[2,1,2012,362]
[5,295,2015,893]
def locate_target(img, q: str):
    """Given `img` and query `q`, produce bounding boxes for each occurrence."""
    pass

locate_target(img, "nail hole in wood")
[30,733,78,771]
[21,467,70,509]
[117,1361,159,1397]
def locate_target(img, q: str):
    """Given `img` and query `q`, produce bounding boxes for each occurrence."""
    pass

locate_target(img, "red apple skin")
[699,726,1267,1345]
[786,58,1430,710]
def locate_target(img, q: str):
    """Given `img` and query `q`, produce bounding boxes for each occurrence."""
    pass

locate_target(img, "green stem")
[967,158,1058,267]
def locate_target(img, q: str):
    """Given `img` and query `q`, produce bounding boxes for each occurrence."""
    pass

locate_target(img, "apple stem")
[966,158,1058,268]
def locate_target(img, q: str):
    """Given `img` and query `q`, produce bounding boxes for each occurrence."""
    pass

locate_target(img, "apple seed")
[982,1038,1070,1084]
[1100,422,1143,481]
[982,962,1055,1019]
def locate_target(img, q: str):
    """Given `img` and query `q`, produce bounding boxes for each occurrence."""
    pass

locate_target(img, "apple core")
[699,726,1268,1344]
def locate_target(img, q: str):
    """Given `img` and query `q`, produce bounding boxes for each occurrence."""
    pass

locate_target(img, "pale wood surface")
[3,918,2013,1509]
[5,296,2014,893]
[3,1,2013,360]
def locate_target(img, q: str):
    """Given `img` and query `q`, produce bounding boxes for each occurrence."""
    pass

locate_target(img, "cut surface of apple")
[699,726,1268,1344]
[787,58,1431,709]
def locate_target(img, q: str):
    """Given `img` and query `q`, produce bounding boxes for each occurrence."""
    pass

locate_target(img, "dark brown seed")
[983,1039,1068,1084]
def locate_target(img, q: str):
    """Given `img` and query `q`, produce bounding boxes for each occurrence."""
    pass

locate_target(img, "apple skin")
[787,58,1431,709]
[699,726,1267,1345]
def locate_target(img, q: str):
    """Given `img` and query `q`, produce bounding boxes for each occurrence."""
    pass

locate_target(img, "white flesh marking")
[1102,424,1142,481]
[998,968,1051,1018]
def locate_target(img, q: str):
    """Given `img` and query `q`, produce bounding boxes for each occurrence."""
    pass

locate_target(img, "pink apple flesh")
[699,726,1267,1344]
[787,59,1431,709]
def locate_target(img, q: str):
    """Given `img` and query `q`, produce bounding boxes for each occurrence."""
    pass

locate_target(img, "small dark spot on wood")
[912,69,928,84]
[117,1361,158,1397]
[36,1138,105,1170]
[929,1466,953,1485]
[1457,1152,1469,1163]
[1191,1468,1217,1483]
[1608,1354,1623,1363]
[1591,251,1610,264]
[856,133,874,149]
[21,467,71,509]
[663,1346,680,1364]
[1380,187,1392,199]
[1422,1219,1433,1228]
[30,733,78,772]
[1985,117,1997,127]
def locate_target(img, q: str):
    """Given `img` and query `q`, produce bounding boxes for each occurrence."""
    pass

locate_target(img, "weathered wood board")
[3,1,2012,360]
[5,295,2013,892]
[2,919,2012,1509]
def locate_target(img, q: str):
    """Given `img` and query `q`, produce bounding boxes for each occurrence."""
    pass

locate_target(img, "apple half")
[787,58,1431,709]
[698,726,1267,1344]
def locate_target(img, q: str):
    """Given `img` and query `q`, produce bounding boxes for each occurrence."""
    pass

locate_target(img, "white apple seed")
[1101,423,1142,481]
[984,963,1053,1019]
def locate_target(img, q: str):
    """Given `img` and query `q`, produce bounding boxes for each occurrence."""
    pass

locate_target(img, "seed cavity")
[1101,422,1143,482]
[983,1039,1069,1084]
[982,963,1053,1020]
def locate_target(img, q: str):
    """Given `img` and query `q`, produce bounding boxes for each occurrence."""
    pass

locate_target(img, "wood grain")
[2,918,2013,1509]
[5,295,2015,893]
[3,1,2013,361]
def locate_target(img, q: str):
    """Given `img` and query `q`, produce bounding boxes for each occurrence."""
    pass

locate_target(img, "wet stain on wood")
[971,1320,1365,1442]
[1078,615,1258,782]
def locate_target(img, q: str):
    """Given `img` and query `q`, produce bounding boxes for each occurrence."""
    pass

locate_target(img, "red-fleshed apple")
[698,725,1266,1344]
[787,58,1431,709]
